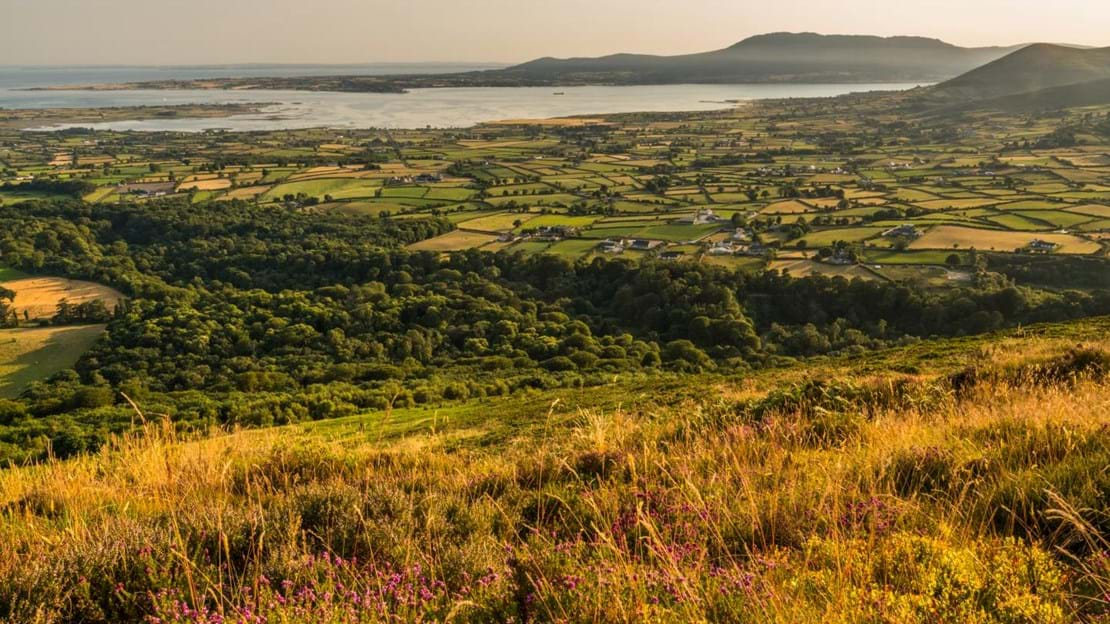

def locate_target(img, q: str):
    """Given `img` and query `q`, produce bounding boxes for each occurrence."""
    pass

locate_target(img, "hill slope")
[973,76,1110,112]
[2,320,1110,621]
[931,43,1110,101]
[506,33,1023,84]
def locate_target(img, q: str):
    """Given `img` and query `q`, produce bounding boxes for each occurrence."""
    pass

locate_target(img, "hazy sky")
[3,0,1107,65]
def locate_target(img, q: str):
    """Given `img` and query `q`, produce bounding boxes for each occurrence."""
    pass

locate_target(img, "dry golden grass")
[3,277,123,320]
[0,337,1108,622]
[760,200,815,215]
[222,184,271,200]
[176,179,232,191]
[910,225,1103,254]
[407,230,499,251]
[768,259,879,281]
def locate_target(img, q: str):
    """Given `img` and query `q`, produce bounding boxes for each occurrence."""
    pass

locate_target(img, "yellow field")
[1066,204,1110,218]
[177,179,231,191]
[909,225,1103,254]
[407,230,499,251]
[222,185,271,200]
[760,200,814,214]
[458,212,536,232]
[4,277,124,320]
[0,325,106,399]
[769,259,879,280]
[915,198,999,210]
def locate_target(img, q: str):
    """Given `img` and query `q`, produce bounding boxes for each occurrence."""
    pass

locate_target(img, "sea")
[0,64,928,131]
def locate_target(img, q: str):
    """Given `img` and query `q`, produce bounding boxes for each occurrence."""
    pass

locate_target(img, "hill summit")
[932,43,1110,101]
[506,32,1023,85]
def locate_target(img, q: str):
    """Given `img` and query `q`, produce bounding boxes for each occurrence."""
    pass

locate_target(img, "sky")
[2,0,1108,66]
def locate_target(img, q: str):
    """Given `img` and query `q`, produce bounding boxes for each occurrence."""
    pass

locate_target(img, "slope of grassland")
[0,325,107,399]
[2,321,1110,622]
[931,43,1110,101]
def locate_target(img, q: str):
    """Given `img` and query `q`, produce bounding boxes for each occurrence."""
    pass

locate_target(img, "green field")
[0,325,106,399]
[262,178,382,201]
[0,267,28,282]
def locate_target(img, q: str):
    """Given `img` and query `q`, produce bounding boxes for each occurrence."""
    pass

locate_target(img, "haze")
[2,0,1108,66]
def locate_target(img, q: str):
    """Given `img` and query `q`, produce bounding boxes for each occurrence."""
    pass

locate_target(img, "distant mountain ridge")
[920,44,1110,111]
[505,33,1025,84]
[931,44,1110,100]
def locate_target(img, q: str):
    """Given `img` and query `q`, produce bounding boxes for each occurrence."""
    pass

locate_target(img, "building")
[825,249,856,265]
[677,208,723,226]
[529,225,579,242]
[627,239,664,251]
[729,229,752,243]
[706,242,736,256]
[1029,239,1058,253]
[740,243,771,257]
[598,240,624,254]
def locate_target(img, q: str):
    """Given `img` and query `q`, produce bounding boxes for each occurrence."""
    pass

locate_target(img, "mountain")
[969,77,1110,113]
[503,33,1024,84]
[930,43,1110,101]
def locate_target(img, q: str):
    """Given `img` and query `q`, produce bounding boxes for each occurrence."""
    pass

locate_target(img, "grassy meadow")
[0,325,107,399]
[2,325,1110,622]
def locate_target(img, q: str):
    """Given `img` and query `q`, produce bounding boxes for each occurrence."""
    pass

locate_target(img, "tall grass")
[1,346,1109,622]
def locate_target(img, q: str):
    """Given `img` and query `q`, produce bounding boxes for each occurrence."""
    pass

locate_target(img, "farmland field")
[10,50,1110,624]
[3,277,124,320]
[0,325,106,399]
[909,225,1102,254]
[407,229,498,251]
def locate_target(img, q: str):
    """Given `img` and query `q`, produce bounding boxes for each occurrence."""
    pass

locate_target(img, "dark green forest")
[2,198,1110,463]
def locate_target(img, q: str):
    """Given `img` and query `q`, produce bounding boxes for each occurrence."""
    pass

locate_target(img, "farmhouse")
[677,208,723,225]
[825,249,856,265]
[529,225,579,241]
[598,240,624,254]
[740,243,771,257]
[660,251,685,261]
[627,239,664,251]
[706,242,736,256]
[730,229,752,243]
[413,173,443,183]
[1028,239,1058,253]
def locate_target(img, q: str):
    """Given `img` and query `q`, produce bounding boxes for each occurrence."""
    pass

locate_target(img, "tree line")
[3,197,1110,463]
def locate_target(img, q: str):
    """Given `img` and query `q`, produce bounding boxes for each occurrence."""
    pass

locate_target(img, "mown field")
[2,277,123,320]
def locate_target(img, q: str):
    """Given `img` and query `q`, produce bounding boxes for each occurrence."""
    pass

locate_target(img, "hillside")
[972,76,1110,112]
[49,33,1028,93]
[931,43,1110,101]
[506,33,1022,84]
[2,319,1109,622]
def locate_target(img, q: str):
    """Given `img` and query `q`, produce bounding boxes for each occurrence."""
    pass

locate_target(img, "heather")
[2,335,1108,623]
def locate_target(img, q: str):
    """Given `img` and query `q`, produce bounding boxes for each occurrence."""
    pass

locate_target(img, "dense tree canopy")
[2,197,1110,463]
